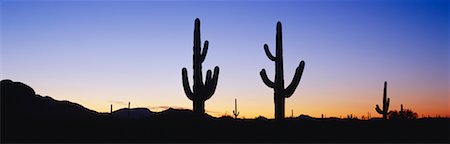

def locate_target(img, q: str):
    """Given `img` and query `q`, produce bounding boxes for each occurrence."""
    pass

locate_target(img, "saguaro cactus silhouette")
[375,81,390,119]
[182,18,220,114]
[260,22,305,120]
[233,98,239,119]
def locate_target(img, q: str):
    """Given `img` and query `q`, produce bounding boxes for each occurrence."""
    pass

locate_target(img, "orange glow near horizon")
[30,81,449,119]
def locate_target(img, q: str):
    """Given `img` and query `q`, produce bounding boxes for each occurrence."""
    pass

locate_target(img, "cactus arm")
[260,69,275,88]
[182,68,194,100]
[233,111,239,116]
[263,44,276,61]
[284,61,305,98]
[205,69,212,86]
[204,66,219,100]
[375,105,384,114]
[200,41,209,62]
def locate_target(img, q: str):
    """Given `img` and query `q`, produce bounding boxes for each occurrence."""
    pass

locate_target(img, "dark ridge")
[1,79,449,143]
[111,108,155,119]
[1,79,100,121]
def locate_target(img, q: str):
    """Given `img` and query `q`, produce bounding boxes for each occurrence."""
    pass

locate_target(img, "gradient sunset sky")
[1,0,449,118]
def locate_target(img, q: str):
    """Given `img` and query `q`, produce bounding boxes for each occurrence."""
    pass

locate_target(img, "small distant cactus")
[375,81,390,119]
[260,21,305,120]
[233,98,239,119]
[110,104,113,114]
[347,114,354,119]
[182,18,220,114]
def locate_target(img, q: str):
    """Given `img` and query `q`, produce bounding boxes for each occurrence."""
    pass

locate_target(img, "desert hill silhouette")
[1,79,448,143]
[1,79,101,120]
[111,108,155,119]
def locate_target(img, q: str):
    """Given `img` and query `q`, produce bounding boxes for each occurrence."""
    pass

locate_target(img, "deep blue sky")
[1,0,448,118]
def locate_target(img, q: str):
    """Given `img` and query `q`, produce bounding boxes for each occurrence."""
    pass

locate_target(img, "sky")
[1,0,449,118]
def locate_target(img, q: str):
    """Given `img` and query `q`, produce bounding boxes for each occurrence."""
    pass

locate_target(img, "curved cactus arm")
[200,41,209,62]
[263,44,276,61]
[387,111,393,115]
[233,110,239,116]
[204,66,219,100]
[182,68,194,100]
[285,61,305,98]
[260,69,275,88]
[375,105,384,114]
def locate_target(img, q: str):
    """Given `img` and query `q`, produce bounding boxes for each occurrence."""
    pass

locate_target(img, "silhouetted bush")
[388,105,418,120]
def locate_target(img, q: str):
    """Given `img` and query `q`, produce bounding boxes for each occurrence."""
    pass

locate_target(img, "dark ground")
[1,79,449,143]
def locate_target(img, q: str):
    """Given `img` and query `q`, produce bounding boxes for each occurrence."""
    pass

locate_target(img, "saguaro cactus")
[182,18,220,114]
[233,98,239,119]
[260,22,305,120]
[375,81,390,119]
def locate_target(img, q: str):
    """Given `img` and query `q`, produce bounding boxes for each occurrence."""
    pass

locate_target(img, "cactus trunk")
[193,100,205,114]
[275,95,285,119]
[182,18,220,115]
[260,22,305,120]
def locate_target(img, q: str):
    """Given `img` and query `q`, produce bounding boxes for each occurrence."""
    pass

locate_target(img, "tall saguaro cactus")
[375,81,390,119]
[182,18,220,114]
[260,22,305,120]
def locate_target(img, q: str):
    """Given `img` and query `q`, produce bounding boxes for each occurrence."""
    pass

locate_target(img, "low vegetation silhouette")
[1,79,448,143]
[181,18,220,114]
[388,104,418,120]
[260,21,305,120]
